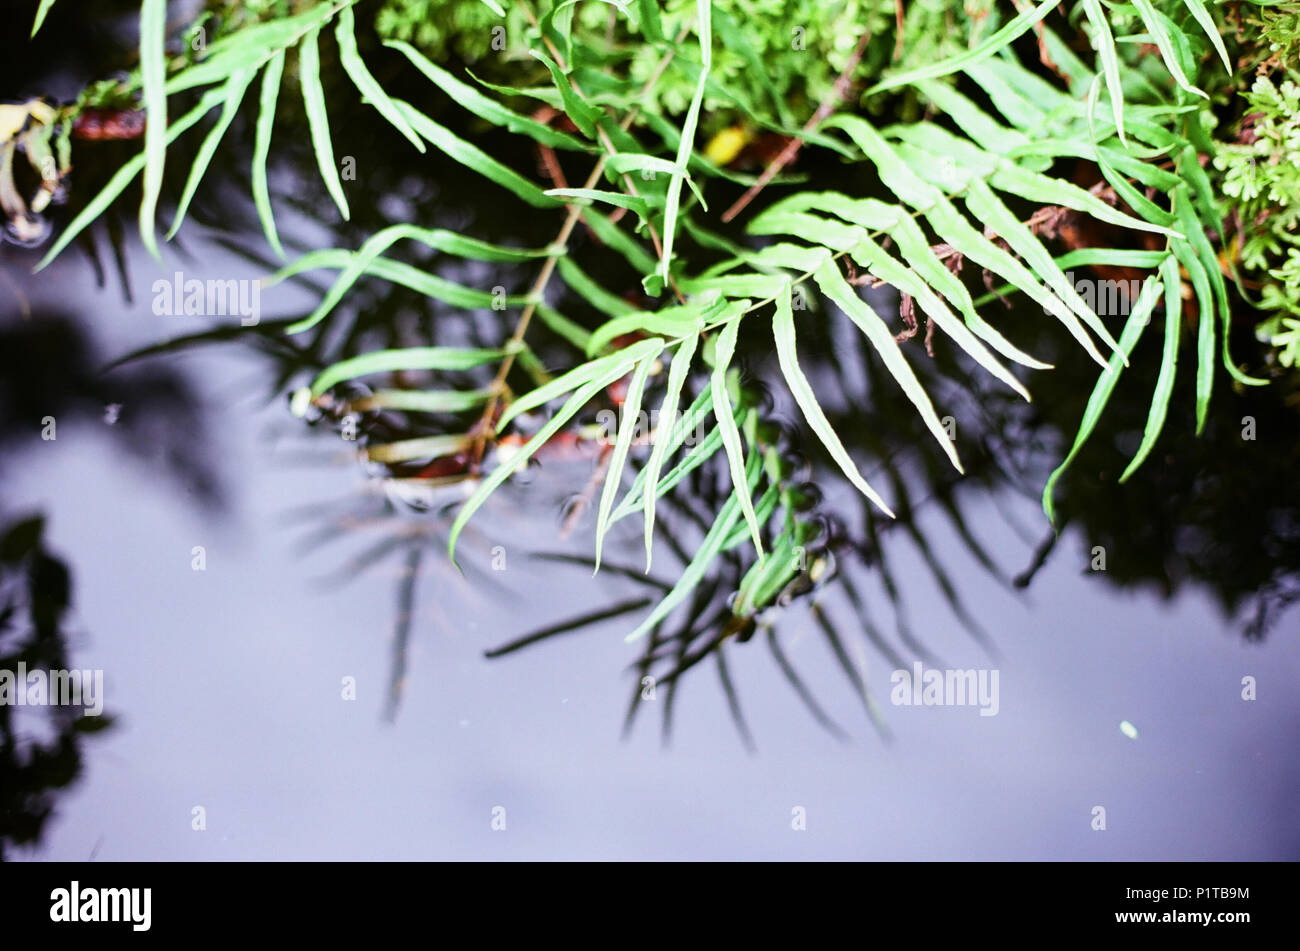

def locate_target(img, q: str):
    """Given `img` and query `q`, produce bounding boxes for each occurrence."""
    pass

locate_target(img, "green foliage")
[36,0,399,270]
[1240,0,1300,68]
[378,0,895,115]
[376,0,540,64]
[1216,75,1300,328]
[27,0,1283,637]
[1264,314,1300,368]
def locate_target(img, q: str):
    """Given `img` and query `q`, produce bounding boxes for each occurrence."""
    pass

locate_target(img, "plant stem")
[469,20,691,464]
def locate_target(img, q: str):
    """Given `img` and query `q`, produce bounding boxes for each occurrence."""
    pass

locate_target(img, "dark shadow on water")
[0,310,223,856]
[0,514,112,861]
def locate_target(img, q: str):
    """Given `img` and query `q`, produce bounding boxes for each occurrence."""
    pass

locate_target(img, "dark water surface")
[3,229,1297,860]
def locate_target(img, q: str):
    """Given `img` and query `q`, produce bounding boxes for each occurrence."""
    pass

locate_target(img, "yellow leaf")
[704,126,750,166]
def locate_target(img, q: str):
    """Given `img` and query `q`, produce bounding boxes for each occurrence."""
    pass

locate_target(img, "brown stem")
[468,19,690,464]
[721,29,872,224]
[894,0,906,62]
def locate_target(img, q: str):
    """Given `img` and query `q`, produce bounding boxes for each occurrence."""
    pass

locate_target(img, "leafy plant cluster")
[322,0,1300,373]
[1212,64,1300,365]
[21,0,1291,639]
[372,0,968,119]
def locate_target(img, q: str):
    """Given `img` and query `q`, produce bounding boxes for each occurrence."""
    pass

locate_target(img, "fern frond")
[31,0,1269,651]
[36,0,440,268]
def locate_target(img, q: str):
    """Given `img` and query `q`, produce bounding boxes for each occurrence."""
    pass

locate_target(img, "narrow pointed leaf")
[168,69,255,239]
[1132,0,1208,98]
[279,224,554,333]
[773,284,894,517]
[1120,261,1179,482]
[300,26,350,220]
[138,0,168,260]
[449,375,609,567]
[823,114,1112,368]
[545,188,652,218]
[595,341,664,571]
[387,41,590,151]
[1180,0,1231,71]
[1083,0,1126,145]
[625,454,759,642]
[1042,277,1163,523]
[309,347,504,397]
[1168,234,1215,435]
[610,387,717,525]
[813,259,963,473]
[337,7,424,152]
[395,101,561,208]
[32,0,56,37]
[354,388,495,414]
[712,310,764,557]
[497,338,662,432]
[252,49,286,259]
[963,180,1122,358]
[642,334,698,569]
